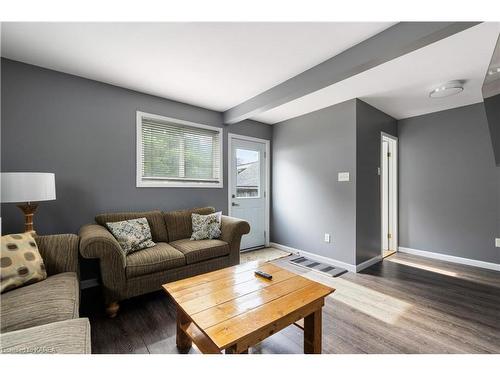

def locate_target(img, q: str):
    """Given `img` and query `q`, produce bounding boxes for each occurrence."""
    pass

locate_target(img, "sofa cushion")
[126,242,186,278]
[1,233,47,293]
[0,318,91,354]
[0,272,79,333]
[164,207,215,241]
[95,210,168,242]
[170,239,230,264]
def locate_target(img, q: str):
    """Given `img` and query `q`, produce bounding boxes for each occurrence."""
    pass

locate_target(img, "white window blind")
[137,112,222,187]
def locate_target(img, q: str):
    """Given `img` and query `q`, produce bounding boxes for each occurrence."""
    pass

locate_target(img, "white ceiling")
[2,22,498,124]
[253,22,500,122]
[1,22,394,112]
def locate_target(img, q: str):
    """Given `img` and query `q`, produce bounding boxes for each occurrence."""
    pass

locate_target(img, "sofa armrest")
[79,224,126,268]
[0,318,91,354]
[34,234,79,276]
[220,215,250,265]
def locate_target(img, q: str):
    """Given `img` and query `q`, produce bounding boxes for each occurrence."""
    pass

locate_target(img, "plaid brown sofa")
[0,234,91,354]
[79,207,250,317]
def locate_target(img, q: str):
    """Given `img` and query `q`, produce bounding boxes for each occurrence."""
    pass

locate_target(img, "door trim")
[228,133,270,247]
[380,132,398,256]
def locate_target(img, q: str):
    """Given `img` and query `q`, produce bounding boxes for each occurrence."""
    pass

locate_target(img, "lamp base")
[16,202,39,234]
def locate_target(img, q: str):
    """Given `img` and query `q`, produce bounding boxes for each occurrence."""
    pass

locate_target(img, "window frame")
[136,111,223,188]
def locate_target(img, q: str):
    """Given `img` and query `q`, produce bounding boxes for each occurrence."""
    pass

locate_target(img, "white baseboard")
[270,242,362,273]
[356,255,383,272]
[80,278,100,290]
[398,247,500,272]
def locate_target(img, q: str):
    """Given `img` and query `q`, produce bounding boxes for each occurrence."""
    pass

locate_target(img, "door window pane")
[236,148,260,198]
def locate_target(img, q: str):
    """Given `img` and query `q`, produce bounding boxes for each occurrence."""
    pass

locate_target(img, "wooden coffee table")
[162,261,334,354]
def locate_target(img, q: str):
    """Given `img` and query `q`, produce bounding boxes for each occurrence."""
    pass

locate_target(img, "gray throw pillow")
[191,212,222,240]
[106,217,156,254]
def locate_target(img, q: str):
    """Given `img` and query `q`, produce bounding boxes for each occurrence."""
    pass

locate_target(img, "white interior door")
[229,136,268,250]
[381,134,398,254]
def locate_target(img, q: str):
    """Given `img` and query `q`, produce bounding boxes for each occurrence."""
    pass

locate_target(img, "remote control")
[255,270,273,280]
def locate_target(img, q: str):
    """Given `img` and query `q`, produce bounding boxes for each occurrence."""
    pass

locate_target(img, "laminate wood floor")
[80,252,500,354]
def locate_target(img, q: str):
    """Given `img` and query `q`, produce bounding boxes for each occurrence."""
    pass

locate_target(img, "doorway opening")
[228,133,270,251]
[381,133,398,258]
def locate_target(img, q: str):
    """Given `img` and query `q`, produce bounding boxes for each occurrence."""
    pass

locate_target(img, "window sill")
[137,180,223,188]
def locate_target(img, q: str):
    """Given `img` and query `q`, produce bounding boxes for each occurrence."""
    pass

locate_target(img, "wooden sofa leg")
[106,302,120,318]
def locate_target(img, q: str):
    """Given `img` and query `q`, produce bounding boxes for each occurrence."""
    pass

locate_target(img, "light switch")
[324,233,331,243]
[338,172,350,182]
[495,238,500,248]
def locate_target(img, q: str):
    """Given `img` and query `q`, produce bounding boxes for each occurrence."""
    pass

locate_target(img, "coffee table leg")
[176,307,192,353]
[225,346,248,354]
[304,308,322,354]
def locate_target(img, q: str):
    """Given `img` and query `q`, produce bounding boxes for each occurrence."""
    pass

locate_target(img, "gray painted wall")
[0,59,272,235]
[271,98,397,266]
[271,100,358,265]
[356,100,397,264]
[4,59,497,270]
[398,103,499,264]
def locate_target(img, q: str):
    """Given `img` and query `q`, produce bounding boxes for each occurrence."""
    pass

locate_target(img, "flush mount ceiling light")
[429,80,464,98]
[488,66,500,76]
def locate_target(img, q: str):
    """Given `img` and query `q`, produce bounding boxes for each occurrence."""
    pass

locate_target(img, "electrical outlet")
[495,238,500,248]
[324,233,331,243]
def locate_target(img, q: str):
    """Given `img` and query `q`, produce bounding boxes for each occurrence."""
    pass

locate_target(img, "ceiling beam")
[223,22,481,125]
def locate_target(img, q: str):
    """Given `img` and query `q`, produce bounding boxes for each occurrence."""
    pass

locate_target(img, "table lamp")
[1,172,56,233]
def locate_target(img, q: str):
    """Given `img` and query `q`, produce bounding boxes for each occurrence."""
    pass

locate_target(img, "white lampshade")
[1,173,56,203]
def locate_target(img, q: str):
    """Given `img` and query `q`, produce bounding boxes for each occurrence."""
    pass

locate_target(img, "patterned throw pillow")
[106,217,156,254]
[191,212,222,240]
[1,233,47,294]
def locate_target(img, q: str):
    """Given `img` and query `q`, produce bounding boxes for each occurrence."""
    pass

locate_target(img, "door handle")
[232,202,240,207]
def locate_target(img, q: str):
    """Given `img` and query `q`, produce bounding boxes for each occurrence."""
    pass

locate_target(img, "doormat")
[240,247,291,263]
[290,256,347,277]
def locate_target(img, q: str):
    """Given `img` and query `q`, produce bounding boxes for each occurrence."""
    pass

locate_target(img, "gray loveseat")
[0,234,91,354]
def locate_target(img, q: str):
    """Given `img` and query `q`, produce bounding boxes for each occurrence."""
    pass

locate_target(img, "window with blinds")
[136,112,223,188]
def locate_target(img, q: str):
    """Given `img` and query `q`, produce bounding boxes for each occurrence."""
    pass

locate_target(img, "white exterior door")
[229,136,268,250]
